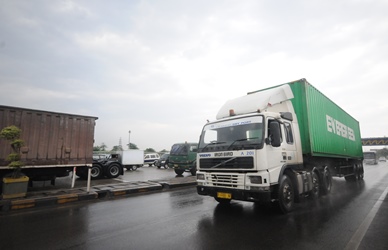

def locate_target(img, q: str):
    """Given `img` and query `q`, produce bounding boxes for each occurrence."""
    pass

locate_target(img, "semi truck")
[0,105,123,185]
[169,142,198,176]
[77,150,143,180]
[196,79,364,213]
[363,151,377,165]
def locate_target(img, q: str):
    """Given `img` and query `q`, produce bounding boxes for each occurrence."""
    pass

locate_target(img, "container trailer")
[196,78,364,213]
[0,105,123,185]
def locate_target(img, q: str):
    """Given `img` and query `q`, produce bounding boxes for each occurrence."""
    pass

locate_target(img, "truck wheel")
[174,169,184,176]
[277,175,295,213]
[107,163,121,178]
[215,197,231,205]
[321,167,332,195]
[132,165,138,171]
[357,164,364,180]
[345,165,357,182]
[91,164,103,179]
[190,167,197,176]
[310,171,320,199]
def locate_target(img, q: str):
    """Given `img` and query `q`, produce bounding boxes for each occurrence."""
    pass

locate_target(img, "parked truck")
[118,150,144,171]
[196,79,364,213]
[169,142,198,176]
[0,105,123,184]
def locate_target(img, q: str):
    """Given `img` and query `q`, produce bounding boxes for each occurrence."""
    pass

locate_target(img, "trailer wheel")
[310,171,320,199]
[91,164,103,179]
[357,164,364,180]
[321,167,332,195]
[174,169,184,176]
[277,175,295,213]
[107,163,121,178]
[345,165,357,182]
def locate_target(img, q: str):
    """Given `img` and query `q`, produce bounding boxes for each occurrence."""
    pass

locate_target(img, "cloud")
[1,0,388,151]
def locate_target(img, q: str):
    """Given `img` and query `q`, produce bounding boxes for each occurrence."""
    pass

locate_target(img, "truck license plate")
[217,192,232,199]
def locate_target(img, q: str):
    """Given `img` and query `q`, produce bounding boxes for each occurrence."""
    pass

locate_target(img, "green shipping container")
[286,79,363,159]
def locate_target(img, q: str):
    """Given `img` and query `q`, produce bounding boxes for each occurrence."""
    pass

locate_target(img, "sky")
[1,0,387,152]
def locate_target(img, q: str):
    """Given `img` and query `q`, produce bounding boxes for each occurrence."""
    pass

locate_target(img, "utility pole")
[128,130,131,150]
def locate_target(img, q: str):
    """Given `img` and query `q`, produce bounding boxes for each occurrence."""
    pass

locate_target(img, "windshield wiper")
[200,141,226,151]
[227,137,259,150]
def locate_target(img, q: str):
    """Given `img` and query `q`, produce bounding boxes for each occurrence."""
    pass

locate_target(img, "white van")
[144,153,160,166]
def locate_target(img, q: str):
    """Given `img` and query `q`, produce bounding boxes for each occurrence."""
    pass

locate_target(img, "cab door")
[266,118,298,183]
[281,121,297,165]
[266,118,285,176]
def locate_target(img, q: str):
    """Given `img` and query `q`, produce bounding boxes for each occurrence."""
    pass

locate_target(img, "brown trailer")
[0,105,98,183]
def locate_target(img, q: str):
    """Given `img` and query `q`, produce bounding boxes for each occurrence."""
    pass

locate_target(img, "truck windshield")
[363,152,376,159]
[199,116,264,152]
[171,144,197,156]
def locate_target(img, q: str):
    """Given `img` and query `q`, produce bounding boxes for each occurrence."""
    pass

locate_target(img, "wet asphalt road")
[28,165,192,192]
[2,162,388,250]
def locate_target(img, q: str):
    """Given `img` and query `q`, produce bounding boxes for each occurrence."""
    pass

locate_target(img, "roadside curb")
[0,178,197,212]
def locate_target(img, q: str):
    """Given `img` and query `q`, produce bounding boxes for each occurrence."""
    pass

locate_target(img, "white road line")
[345,185,388,250]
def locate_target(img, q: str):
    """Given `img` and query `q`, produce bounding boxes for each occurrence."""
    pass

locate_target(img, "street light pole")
[128,130,131,150]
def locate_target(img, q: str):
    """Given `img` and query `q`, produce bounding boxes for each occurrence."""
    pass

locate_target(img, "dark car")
[155,153,170,169]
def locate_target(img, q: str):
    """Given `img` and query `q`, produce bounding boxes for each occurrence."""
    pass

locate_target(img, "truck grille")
[210,174,244,188]
[200,157,254,169]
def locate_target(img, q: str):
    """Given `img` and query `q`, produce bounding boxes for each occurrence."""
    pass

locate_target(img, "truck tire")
[190,167,197,176]
[91,164,103,179]
[357,164,364,180]
[106,163,121,178]
[321,167,332,195]
[345,165,357,182]
[309,171,320,199]
[132,165,138,171]
[277,174,295,213]
[174,169,184,176]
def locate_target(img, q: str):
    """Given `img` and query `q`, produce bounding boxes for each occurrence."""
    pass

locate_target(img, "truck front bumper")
[197,186,272,203]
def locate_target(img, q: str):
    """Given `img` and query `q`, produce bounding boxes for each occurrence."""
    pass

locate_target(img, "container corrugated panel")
[0,105,98,167]
[288,79,363,159]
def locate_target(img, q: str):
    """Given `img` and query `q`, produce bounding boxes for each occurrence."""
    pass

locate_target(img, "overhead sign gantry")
[361,137,388,146]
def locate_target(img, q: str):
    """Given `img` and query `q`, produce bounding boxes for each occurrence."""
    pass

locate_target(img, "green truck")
[169,142,198,176]
[196,78,364,213]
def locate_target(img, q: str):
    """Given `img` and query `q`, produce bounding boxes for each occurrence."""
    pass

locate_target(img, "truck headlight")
[249,176,262,184]
[197,173,205,180]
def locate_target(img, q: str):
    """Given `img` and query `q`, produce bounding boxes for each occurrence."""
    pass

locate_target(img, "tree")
[127,143,139,150]
[0,125,25,178]
[376,147,388,158]
[100,143,107,151]
[111,145,123,152]
[145,148,156,153]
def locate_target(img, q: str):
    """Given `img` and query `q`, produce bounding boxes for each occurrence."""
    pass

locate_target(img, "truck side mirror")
[269,122,281,147]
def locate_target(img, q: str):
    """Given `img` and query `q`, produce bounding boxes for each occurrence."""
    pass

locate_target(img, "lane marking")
[345,185,388,250]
